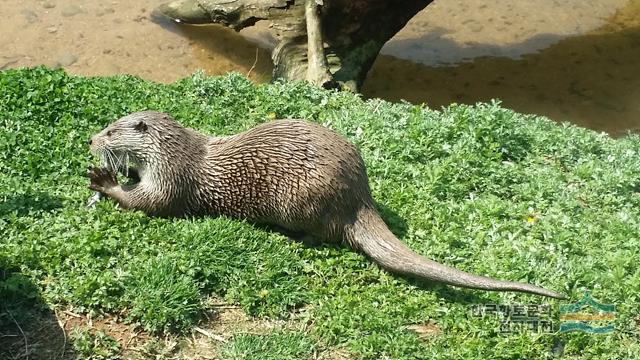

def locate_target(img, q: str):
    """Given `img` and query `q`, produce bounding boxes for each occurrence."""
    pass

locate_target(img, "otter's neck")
[142,129,209,182]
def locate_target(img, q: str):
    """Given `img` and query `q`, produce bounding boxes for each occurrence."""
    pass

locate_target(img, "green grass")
[1,66,639,359]
[219,331,316,360]
[70,328,121,360]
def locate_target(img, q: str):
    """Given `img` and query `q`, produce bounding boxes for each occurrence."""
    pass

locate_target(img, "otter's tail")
[349,207,565,299]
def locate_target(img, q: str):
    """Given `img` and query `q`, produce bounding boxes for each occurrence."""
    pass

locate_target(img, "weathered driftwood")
[304,0,334,88]
[158,0,433,91]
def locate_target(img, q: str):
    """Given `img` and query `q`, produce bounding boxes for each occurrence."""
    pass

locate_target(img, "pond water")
[2,0,638,136]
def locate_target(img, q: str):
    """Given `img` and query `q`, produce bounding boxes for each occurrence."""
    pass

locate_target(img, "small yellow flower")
[526,216,536,224]
[267,112,277,120]
[259,289,269,298]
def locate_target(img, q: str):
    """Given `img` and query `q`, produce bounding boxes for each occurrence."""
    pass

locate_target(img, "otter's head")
[89,111,185,171]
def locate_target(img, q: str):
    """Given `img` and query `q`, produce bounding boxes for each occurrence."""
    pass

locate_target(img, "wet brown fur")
[88,111,565,299]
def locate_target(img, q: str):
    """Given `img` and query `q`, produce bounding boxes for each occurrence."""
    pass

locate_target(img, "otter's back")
[200,120,373,239]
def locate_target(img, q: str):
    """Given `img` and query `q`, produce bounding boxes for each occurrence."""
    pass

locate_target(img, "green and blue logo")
[559,291,615,334]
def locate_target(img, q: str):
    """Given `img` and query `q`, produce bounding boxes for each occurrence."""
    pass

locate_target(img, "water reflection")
[179,25,273,83]
[149,11,273,82]
[362,1,640,136]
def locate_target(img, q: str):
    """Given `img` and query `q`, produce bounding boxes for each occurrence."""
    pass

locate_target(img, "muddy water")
[1,0,638,136]
[364,0,640,136]
[0,0,273,83]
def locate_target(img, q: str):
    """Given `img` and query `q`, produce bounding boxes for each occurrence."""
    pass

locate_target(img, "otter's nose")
[88,138,93,146]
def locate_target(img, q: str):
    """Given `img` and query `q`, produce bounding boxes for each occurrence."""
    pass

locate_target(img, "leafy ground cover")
[1,67,639,359]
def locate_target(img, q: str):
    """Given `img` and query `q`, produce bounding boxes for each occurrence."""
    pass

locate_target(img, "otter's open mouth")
[96,149,140,184]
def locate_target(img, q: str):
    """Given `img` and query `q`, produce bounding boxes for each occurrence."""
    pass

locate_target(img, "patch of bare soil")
[404,320,442,340]
[0,306,73,360]
[48,297,314,359]
[172,297,306,359]
[2,297,355,359]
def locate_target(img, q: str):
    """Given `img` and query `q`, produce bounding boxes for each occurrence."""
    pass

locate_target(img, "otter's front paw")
[87,166,118,193]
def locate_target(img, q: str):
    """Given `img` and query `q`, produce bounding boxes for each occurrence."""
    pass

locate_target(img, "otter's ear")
[134,120,148,132]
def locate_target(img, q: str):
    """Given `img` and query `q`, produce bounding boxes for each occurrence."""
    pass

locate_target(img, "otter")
[87,111,564,299]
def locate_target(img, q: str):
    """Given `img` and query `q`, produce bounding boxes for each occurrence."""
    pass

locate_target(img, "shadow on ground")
[0,263,73,360]
[0,191,62,217]
[363,2,640,137]
[0,191,64,218]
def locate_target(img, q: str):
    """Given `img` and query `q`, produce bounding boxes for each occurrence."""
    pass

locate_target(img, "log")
[157,0,434,91]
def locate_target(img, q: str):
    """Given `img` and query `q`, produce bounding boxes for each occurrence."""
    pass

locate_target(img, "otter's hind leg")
[262,223,322,246]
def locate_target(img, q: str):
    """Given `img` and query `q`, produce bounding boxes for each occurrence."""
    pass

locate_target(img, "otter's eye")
[107,130,113,136]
